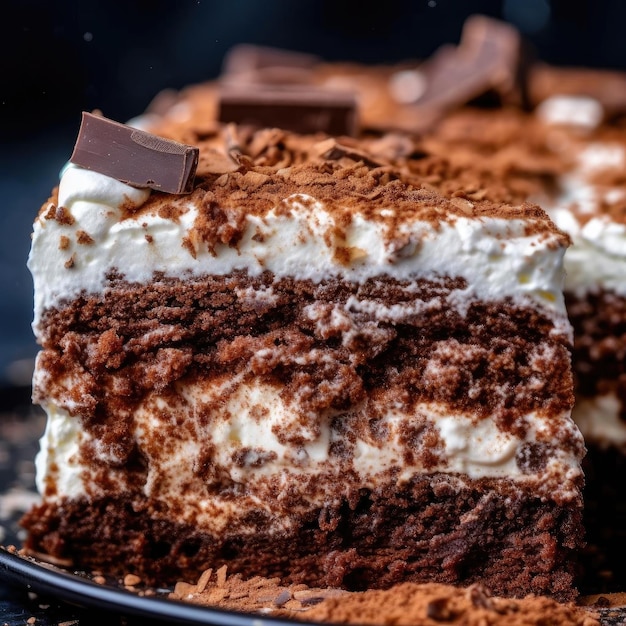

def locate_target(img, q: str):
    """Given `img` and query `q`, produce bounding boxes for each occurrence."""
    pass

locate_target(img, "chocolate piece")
[218,86,358,136]
[221,44,319,86]
[70,112,199,194]
[410,16,525,114]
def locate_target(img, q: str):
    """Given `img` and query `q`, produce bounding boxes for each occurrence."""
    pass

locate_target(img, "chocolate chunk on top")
[412,15,525,113]
[218,85,358,136]
[70,112,199,194]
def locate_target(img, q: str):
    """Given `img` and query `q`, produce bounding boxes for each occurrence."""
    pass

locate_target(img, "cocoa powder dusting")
[171,567,599,626]
[136,117,568,245]
[304,583,599,625]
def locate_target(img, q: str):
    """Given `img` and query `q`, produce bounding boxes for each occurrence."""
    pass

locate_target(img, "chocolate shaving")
[273,589,292,607]
[468,584,494,610]
[312,138,382,168]
[218,86,358,136]
[70,112,199,194]
[426,597,455,621]
[299,596,325,607]
[223,124,253,168]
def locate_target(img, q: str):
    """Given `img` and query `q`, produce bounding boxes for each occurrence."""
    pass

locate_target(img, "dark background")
[0,0,620,386]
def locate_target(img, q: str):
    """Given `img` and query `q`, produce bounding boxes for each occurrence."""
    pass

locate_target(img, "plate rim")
[0,548,316,626]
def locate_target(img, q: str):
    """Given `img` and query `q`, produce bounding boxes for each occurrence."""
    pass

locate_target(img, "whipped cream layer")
[548,144,626,295]
[536,95,604,131]
[36,371,584,534]
[553,214,626,298]
[29,166,570,335]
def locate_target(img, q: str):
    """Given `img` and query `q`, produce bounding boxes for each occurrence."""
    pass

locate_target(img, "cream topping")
[543,142,626,297]
[29,167,570,336]
[536,95,604,130]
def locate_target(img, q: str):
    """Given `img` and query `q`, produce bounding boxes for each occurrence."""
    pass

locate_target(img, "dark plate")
[0,548,313,626]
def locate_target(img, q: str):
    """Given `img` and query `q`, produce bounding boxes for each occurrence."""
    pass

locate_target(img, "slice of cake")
[155,16,626,594]
[22,108,584,600]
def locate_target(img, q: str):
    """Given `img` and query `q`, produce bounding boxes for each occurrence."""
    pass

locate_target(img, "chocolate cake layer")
[27,268,581,598]
[36,272,572,428]
[31,273,579,511]
[22,473,582,602]
[567,289,626,411]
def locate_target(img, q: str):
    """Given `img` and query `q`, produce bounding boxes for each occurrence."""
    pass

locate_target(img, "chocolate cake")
[21,90,585,601]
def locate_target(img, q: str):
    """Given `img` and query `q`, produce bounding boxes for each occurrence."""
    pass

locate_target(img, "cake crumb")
[123,573,142,586]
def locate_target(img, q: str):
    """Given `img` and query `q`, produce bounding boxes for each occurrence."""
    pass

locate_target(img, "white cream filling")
[35,402,85,499]
[36,376,583,532]
[572,394,626,450]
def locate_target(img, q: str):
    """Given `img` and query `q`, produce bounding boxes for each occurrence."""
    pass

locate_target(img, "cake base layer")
[22,474,582,601]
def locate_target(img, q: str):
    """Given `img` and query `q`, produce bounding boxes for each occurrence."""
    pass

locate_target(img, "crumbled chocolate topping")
[54,205,76,226]
[76,230,94,245]
[140,117,567,245]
